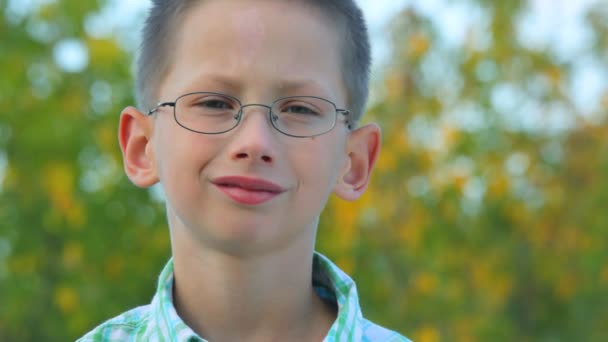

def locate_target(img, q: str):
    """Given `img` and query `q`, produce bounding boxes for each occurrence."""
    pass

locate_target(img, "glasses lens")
[271,96,336,137]
[175,93,241,133]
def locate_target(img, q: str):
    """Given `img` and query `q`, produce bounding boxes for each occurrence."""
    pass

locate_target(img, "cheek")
[292,140,346,195]
[153,124,216,193]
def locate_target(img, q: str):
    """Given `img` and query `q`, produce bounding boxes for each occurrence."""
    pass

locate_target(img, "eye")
[281,103,321,116]
[195,97,235,110]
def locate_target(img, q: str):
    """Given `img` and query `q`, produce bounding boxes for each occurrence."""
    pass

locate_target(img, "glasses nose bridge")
[240,103,272,114]
[238,102,275,122]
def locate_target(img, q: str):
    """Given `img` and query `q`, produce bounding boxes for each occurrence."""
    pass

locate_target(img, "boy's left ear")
[333,123,381,201]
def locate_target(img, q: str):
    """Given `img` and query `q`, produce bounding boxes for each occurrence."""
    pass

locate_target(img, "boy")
[80,0,409,341]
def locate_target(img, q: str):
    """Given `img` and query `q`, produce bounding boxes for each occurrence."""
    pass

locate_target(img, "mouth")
[211,176,286,205]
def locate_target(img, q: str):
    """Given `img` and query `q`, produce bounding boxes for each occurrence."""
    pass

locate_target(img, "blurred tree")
[318,1,608,341]
[0,1,170,340]
[0,0,606,341]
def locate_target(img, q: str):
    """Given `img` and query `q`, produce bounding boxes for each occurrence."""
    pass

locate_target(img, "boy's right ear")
[118,106,160,188]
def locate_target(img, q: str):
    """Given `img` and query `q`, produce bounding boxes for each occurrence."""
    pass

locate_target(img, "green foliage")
[1,0,606,341]
[318,1,608,341]
[0,1,169,340]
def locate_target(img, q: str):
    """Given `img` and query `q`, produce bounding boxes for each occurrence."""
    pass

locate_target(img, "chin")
[200,219,288,251]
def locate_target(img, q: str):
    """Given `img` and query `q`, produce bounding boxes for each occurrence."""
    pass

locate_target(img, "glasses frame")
[146,91,352,138]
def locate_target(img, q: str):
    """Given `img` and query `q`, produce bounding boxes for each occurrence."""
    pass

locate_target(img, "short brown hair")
[136,0,371,124]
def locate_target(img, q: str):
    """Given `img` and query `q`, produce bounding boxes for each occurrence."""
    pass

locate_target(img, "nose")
[229,104,278,164]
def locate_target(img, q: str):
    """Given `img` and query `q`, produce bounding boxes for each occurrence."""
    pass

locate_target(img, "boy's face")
[120,0,380,255]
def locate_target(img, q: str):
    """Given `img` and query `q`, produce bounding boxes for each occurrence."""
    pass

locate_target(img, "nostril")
[261,155,272,162]
[236,153,248,159]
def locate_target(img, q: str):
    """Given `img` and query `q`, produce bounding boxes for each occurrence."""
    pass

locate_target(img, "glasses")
[147,92,351,138]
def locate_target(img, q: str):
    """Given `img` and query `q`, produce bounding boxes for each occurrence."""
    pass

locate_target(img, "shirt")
[78,252,410,342]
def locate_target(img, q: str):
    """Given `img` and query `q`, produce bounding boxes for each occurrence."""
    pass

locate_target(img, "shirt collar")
[150,252,364,341]
[151,259,200,341]
[313,252,364,341]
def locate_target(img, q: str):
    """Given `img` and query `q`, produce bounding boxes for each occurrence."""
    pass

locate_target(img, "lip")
[211,176,286,205]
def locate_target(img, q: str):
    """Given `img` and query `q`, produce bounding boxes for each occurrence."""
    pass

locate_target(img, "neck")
[169,224,336,342]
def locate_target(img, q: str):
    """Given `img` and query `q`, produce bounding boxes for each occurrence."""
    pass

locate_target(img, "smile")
[211,176,286,205]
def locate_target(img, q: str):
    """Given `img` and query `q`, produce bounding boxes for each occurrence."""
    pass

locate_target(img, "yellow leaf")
[415,325,441,342]
[376,149,397,172]
[105,255,125,279]
[88,38,123,65]
[331,198,359,251]
[62,241,83,270]
[54,286,79,314]
[42,162,75,214]
[413,272,438,295]
[66,202,86,228]
[544,66,563,87]
[336,256,355,275]
[385,73,405,100]
[42,162,86,228]
[556,274,577,301]
[601,265,608,285]
[96,125,116,152]
[408,33,431,57]
[486,175,509,198]
[9,254,40,275]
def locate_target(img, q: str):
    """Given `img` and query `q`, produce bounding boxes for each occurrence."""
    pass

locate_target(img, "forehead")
[159,0,345,102]
[177,0,339,42]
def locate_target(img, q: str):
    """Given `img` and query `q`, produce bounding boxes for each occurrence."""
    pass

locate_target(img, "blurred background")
[1,0,607,340]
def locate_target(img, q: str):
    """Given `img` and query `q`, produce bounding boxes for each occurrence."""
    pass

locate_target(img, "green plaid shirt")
[78,252,409,341]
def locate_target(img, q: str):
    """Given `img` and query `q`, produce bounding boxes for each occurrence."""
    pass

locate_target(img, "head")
[119,0,380,257]
[136,0,372,125]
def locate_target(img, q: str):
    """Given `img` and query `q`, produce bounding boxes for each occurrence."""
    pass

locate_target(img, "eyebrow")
[182,71,332,94]
[183,74,244,94]
[276,79,333,97]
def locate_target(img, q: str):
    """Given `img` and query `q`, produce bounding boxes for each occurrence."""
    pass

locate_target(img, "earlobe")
[118,106,159,188]
[333,123,381,201]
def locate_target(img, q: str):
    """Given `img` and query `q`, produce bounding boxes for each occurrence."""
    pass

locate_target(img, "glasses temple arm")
[147,102,176,115]
[337,109,353,129]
